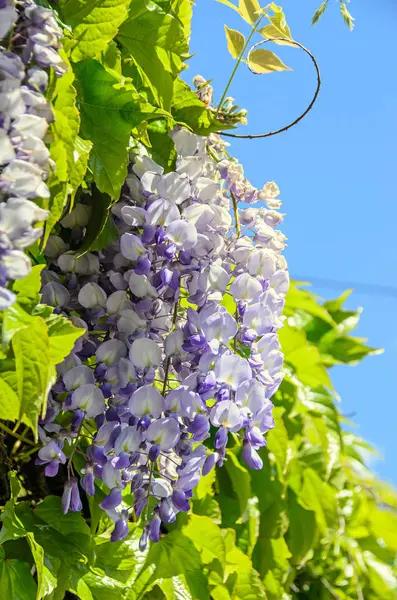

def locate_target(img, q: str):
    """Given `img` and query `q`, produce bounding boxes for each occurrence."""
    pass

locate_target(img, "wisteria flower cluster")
[37,127,289,546]
[0,0,66,308]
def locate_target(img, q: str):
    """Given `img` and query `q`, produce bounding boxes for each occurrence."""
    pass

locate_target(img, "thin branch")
[215,9,269,117]
[347,550,365,600]
[320,577,344,600]
[0,422,36,447]
[230,191,241,237]
[218,37,321,140]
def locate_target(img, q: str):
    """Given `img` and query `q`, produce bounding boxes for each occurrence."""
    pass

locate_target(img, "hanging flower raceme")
[0,0,67,308]
[37,125,289,547]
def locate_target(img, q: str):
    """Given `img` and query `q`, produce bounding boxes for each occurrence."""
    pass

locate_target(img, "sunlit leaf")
[60,0,131,62]
[224,25,245,59]
[248,48,291,74]
[238,0,261,24]
[259,3,293,45]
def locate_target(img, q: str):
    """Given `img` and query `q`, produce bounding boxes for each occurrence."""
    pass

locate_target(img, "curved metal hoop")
[218,37,321,140]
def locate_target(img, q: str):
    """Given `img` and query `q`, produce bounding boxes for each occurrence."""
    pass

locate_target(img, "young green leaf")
[45,54,81,245]
[259,3,294,45]
[26,533,58,599]
[68,136,93,201]
[13,318,54,435]
[299,468,338,536]
[266,407,289,483]
[60,0,131,62]
[312,1,329,25]
[0,378,20,422]
[224,25,246,59]
[129,531,210,600]
[238,0,261,24]
[43,183,69,249]
[340,1,355,30]
[2,302,34,347]
[145,119,177,172]
[74,59,170,199]
[76,186,115,256]
[248,48,291,74]
[0,548,38,600]
[286,491,316,566]
[171,80,233,135]
[117,0,192,110]
[12,265,45,307]
[226,543,267,600]
[45,312,85,366]
[182,515,226,565]
[225,451,252,517]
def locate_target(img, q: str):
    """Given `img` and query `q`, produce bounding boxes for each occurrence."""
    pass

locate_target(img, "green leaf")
[0,548,38,600]
[117,0,192,110]
[266,407,289,483]
[13,318,54,435]
[76,186,116,255]
[152,577,197,600]
[69,136,93,197]
[247,48,291,74]
[2,306,78,431]
[74,59,169,199]
[171,79,232,135]
[94,532,141,579]
[257,537,291,599]
[238,0,261,24]
[312,1,329,25]
[225,450,251,518]
[299,468,338,536]
[320,334,382,365]
[340,1,355,30]
[26,533,58,599]
[146,119,177,172]
[286,490,316,566]
[285,283,335,325]
[224,25,245,59]
[43,182,69,249]
[0,501,27,545]
[9,497,94,600]
[12,265,45,305]
[0,376,20,421]
[259,3,294,45]
[129,531,210,600]
[45,312,85,365]
[99,40,122,80]
[236,497,260,559]
[45,54,82,245]
[369,510,397,552]
[34,496,91,540]
[280,324,333,389]
[75,578,95,600]
[365,553,397,599]
[48,60,79,184]
[182,515,226,565]
[192,468,221,523]
[2,302,34,347]
[225,544,267,600]
[80,571,126,600]
[60,0,131,61]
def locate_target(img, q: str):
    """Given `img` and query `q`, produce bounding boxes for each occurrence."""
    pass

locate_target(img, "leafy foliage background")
[0,1,395,599]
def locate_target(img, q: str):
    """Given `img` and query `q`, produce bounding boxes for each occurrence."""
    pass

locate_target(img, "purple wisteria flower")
[0,0,67,309]
[36,123,289,547]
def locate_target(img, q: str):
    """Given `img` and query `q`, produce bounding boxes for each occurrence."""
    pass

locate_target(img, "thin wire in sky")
[293,276,397,299]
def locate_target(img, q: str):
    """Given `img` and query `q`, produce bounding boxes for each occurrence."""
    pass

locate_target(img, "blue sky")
[186,0,397,484]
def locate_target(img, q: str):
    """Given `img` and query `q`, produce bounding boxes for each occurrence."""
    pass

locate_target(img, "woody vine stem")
[215,20,321,140]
